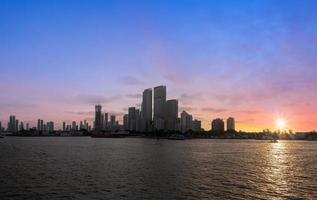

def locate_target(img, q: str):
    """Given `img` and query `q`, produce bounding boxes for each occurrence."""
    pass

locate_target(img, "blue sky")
[1,0,317,131]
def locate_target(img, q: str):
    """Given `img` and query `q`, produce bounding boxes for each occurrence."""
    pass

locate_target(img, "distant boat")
[168,134,185,140]
[270,139,278,143]
[0,135,4,138]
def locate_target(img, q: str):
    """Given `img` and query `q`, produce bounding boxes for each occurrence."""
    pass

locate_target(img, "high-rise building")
[72,121,77,131]
[110,115,116,127]
[192,120,202,132]
[95,105,102,131]
[104,113,108,130]
[227,117,235,132]
[63,122,66,132]
[154,85,166,130]
[47,121,54,132]
[20,122,24,131]
[135,109,141,132]
[212,118,225,132]
[9,115,16,132]
[123,114,129,130]
[40,120,44,131]
[128,107,136,131]
[180,111,192,133]
[142,88,152,132]
[37,119,41,131]
[26,123,29,130]
[166,99,178,131]
[15,120,19,132]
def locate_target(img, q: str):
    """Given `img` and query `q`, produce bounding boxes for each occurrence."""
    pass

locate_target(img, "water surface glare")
[1,137,317,199]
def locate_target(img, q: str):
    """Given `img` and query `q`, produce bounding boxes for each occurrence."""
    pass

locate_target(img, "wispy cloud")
[126,93,142,98]
[119,76,144,85]
[201,107,227,113]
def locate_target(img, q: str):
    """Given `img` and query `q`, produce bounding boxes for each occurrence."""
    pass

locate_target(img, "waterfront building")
[166,99,178,131]
[212,118,225,132]
[192,120,202,132]
[123,114,128,130]
[227,117,235,131]
[128,107,136,131]
[95,104,102,131]
[154,85,166,130]
[180,111,193,133]
[142,88,152,132]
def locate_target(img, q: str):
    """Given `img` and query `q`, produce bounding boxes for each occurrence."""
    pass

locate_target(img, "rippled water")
[1,137,317,199]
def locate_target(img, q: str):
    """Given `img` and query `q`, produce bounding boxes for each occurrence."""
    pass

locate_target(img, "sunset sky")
[1,0,317,131]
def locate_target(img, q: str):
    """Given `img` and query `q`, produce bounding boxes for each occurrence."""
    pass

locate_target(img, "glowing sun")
[276,118,287,130]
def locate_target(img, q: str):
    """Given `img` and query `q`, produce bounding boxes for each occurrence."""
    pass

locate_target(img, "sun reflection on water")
[263,141,292,198]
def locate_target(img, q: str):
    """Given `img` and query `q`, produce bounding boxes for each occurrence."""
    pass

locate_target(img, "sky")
[1,0,317,131]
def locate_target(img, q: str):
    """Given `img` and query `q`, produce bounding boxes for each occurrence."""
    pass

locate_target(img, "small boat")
[0,135,4,138]
[270,139,278,143]
[168,134,185,140]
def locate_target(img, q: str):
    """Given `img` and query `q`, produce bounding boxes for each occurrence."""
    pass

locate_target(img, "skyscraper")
[227,117,235,132]
[104,113,108,130]
[37,119,41,131]
[154,85,166,130]
[9,115,16,132]
[166,99,178,131]
[110,115,116,129]
[212,118,225,132]
[180,111,192,133]
[128,107,136,131]
[123,114,128,130]
[142,88,152,132]
[63,122,66,132]
[95,104,102,131]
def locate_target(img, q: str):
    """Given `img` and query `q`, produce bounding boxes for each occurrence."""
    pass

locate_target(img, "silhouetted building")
[192,120,202,132]
[181,111,192,133]
[123,114,128,130]
[166,99,178,131]
[26,123,29,130]
[212,118,225,132]
[40,120,44,131]
[142,88,152,132]
[19,122,24,131]
[227,117,235,131]
[135,109,141,132]
[110,115,116,128]
[9,115,16,132]
[104,113,108,130]
[128,107,136,131]
[154,85,166,130]
[95,105,102,131]
[62,122,66,131]
[72,121,77,131]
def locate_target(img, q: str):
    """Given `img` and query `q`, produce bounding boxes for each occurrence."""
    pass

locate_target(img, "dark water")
[1,137,317,200]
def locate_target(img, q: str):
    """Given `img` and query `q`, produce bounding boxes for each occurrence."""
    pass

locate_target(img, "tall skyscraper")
[104,113,108,130]
[227,117,235,131]
[95,104,102,131]
[212,118,225,132]
[110,115,116,129]
[63,122,66,132]
[128,107,136,131]
[20,122,24,131]
[26,123,29,130]
[37,119,41,131]
[123,114,128,130]
[40,120,44,131]
[154,85,166,130]
[180,111,192,133]
[166,99,178,131]
[142,88,152,132]
[9,115,16,132]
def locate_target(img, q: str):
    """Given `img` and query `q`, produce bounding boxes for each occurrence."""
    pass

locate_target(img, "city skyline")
[1,0,317,131]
